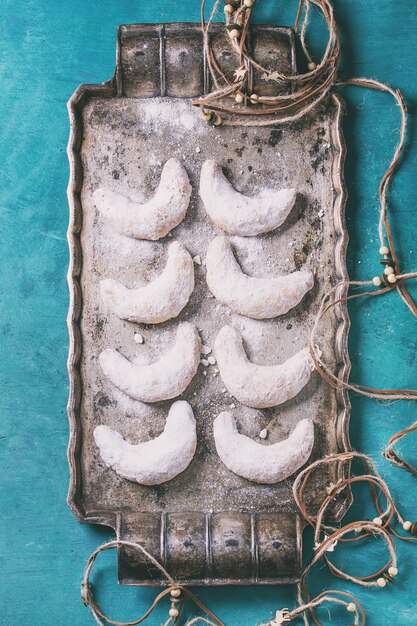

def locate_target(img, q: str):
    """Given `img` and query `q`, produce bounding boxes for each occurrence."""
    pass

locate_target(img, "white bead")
[377,577,387,588]
[379,246,389,255]
[308,61,317,71]
[202,111,212,122]
[213,114,222,126]
[372,276,382,287]
[387,273,397,284]
[235,93,244,104]
[346,603,356,613]
[388,567,398,577]
[244,0,254,6]
[250,93,259,102]
[403,521,412,531]
[373,517,383,526]
[169,608,180,617]
[170,588,181,598]
[384,266,394,275]
[229,28,240,39]
[224,4,234,13]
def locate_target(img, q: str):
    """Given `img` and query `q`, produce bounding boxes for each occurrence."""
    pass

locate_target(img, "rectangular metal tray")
[67,23,351,585]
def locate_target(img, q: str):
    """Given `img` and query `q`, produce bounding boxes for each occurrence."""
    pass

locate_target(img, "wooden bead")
[373,516,383,526]
[308,61,317,71]
[388,566,398,577]
[250,93,259,103]
[244,0,254,6]
[377,577,387,588]
[235,93,244,104]
[202,110,213,122]
[380,257,393,266]
[384,266,394,275]
[213,114,223,126]
[346,603,356,613]
[171,588,181,598]
[387,273,397,284]
[379,246,389,255]
[403,521,412,531]
[372,276,382,287]
[169,608,180,617]
[383,572,396,584]
[229,28,240,39]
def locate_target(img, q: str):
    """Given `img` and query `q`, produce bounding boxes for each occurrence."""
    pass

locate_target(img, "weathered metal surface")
[67,23,350,586]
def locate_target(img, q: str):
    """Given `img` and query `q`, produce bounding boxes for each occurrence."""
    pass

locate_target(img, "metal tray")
[67,23,351,585]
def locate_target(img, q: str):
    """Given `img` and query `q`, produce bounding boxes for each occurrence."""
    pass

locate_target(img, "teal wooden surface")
[0,1,416,624]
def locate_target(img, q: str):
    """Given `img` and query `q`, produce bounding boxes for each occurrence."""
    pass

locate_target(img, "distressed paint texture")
[0,1,416,624]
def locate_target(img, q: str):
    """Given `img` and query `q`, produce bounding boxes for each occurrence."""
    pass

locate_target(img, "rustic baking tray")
[67,23,351,585]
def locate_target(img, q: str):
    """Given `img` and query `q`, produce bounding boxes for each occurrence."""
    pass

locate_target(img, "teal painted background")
[1,1,416,624]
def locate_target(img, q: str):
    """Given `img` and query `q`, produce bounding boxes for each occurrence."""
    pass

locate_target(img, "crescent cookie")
[94,401,197,485]
[94,158,191,240]
[214,412,314,484]
[215,326,313,408]
[100,241,195,324]
[99,322,201,403]
[206,236,314,319]
[199,160,296,236]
